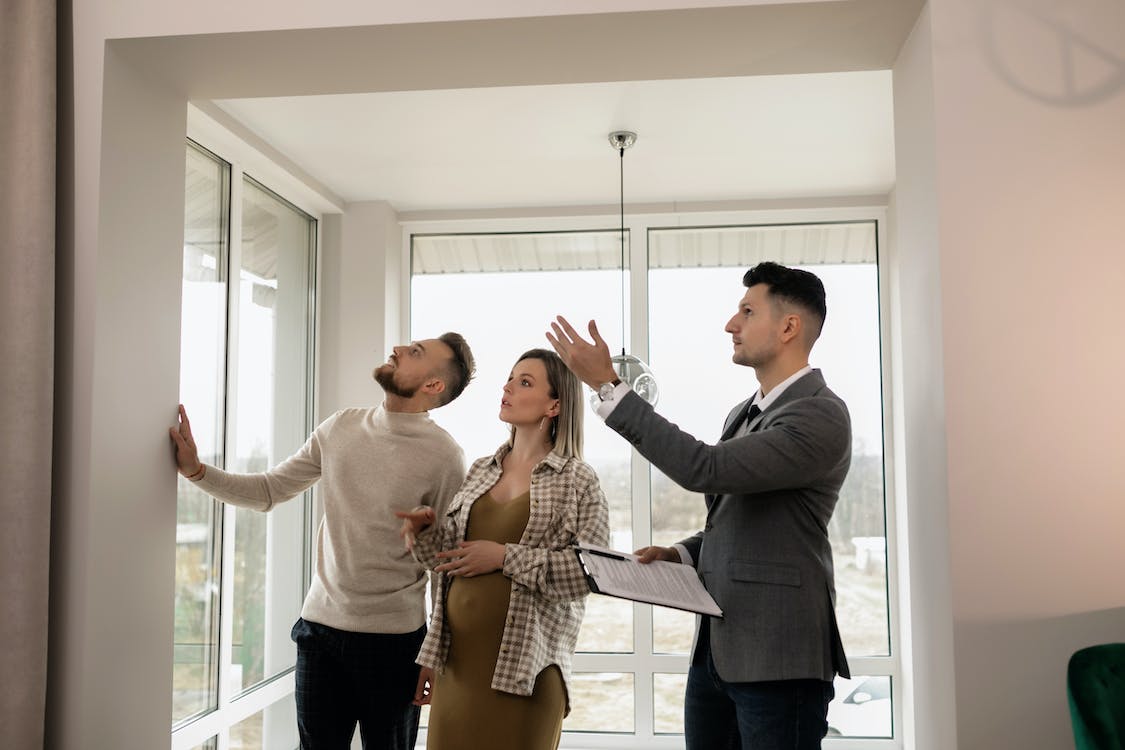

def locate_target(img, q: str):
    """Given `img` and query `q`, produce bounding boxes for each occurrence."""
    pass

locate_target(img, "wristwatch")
[597,378,623,402]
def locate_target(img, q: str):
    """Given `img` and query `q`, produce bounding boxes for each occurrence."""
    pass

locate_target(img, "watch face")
[598,382,615,401]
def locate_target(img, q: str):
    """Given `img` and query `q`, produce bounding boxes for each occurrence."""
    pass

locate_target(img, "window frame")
[172,121,323,750]
[401,204,902,749]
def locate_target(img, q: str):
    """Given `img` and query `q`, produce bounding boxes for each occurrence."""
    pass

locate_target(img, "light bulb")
[588,353,660,412]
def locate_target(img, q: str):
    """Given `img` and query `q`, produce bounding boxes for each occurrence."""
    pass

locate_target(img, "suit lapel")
[704,370,827,509]
[707,396,754,508]
[720,397,754,441]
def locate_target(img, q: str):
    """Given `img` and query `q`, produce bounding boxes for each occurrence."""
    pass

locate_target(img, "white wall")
[48,42,186,749]
[889,6,959,749]
[318,202,400,416]
[927,0,1125,747]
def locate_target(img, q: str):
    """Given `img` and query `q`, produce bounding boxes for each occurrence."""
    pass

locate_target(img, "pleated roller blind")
[411,221,876,275]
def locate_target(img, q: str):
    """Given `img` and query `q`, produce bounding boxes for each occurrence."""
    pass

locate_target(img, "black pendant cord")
[619,144,627,359]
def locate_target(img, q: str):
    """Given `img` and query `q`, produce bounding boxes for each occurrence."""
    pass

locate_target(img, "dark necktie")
[721,401,762,441]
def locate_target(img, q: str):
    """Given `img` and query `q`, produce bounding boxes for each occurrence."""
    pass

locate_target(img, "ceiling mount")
[608,131,637,151]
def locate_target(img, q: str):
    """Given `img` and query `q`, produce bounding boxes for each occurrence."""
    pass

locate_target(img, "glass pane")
[411,264,632,507]
[563,673,634,733]
[652,608,695,655]
[173,143,228,724]
[653,673,687,734]
[648,225,889,662]
[188,739,218,750]
[229,178,315,692]
[412,242,636,651]
[827,675,892,738]
[576,595,633,654]
[230,693,299,750]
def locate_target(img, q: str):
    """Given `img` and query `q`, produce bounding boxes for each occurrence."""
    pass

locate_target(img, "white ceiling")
[214,69,894,212]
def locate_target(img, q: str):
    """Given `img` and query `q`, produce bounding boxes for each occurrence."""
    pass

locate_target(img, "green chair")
[1068,643,1125,749]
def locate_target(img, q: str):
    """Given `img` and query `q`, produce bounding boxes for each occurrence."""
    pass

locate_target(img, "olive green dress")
[426,491,566,750]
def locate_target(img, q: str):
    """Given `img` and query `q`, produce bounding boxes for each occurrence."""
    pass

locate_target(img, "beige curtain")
[0,0,57,746]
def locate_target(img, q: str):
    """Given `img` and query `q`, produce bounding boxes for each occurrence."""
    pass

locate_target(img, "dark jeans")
[685,627,834,750]
[291,618,426,750]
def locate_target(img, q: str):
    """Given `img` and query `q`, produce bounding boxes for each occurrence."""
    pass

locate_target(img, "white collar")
[751,365,812,412]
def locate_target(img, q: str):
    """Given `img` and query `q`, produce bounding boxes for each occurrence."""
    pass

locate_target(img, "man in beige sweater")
[170,333,474,750]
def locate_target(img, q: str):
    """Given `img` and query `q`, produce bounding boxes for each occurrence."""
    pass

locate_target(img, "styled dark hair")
[507,348,584,459]
[743,262,827,341]
[435,332,476,406]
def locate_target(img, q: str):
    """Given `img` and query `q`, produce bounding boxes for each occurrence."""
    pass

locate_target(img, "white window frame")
[172,106,333,750]
[401,204,902,750]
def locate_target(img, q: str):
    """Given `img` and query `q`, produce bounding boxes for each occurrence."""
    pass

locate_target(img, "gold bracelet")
[185,464,206,481]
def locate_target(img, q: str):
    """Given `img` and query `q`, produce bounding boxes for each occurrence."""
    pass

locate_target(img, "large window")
[646,223,892,740]
[173,141,318,750]
[409,213,896,747]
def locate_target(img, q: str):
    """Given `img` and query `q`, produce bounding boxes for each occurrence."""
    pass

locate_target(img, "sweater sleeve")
[421,443,467,603]
[502,467,610,602]
[411,450,478,570]
[413,490,465,571]
[192,420,327,512]
[426,445,466,522]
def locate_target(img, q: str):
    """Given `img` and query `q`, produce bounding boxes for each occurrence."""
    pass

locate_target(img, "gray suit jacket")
[606,369,851,683]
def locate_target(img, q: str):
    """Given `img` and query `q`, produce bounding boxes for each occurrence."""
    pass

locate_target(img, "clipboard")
[575,545,723,618]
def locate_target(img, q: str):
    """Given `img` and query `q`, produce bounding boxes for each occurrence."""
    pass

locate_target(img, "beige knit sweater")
[194,406,466,634]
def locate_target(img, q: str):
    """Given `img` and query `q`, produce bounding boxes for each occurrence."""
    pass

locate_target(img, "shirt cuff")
[594,381,633,420]
[672,543,693,567]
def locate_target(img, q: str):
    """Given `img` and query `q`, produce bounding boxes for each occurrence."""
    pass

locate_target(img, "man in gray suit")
[548,261,851,750]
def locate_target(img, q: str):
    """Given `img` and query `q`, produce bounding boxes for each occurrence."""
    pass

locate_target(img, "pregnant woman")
[398,348,609,750]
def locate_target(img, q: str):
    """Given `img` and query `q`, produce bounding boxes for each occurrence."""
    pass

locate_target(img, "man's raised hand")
[545,316,618,389]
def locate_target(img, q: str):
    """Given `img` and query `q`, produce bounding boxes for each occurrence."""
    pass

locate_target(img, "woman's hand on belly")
[435,540,506,577]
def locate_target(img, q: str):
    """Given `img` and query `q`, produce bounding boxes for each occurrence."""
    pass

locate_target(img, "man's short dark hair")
[743,262,827,341]
[435,332,476,406]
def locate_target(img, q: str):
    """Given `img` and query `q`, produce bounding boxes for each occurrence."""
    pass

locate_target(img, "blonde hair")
[507,348,583,459]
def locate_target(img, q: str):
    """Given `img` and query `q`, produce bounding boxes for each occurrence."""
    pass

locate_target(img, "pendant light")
[592,131,659,412]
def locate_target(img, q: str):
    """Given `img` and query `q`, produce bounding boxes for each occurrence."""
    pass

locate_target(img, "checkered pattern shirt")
[413,444,610,702]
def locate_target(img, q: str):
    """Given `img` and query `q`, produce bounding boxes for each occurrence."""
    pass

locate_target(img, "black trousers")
[291,618,426,750]
[685,620,833,750]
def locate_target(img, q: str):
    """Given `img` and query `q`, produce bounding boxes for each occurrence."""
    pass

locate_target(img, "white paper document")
[574,544,722,618]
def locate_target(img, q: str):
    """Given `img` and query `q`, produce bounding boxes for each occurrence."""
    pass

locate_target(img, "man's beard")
[374,366,419,398]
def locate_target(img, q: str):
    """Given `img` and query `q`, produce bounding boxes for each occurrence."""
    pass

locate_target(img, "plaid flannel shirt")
[413,443,610,703]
